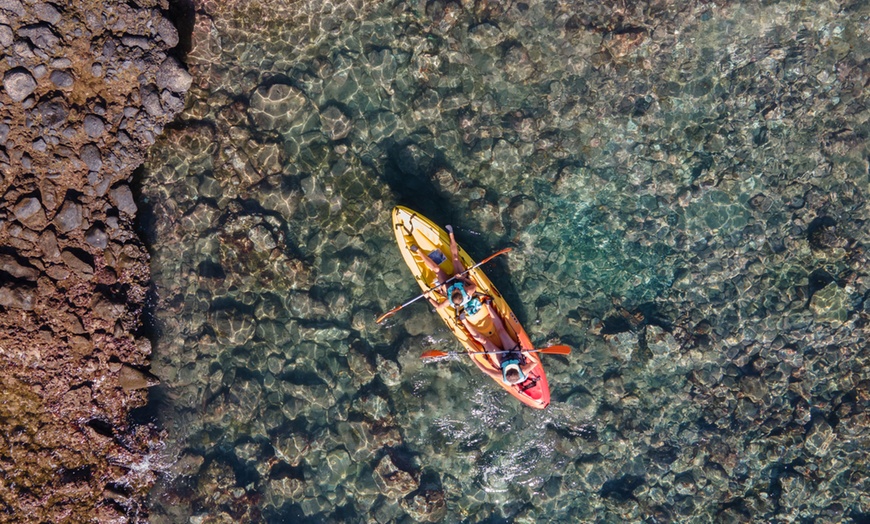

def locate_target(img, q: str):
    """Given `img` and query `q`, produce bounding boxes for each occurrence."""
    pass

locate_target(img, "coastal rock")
[54,200,82,233]
[109,184,137,216]
[83,114,105,138]
[13,197,43,222]
[49,69,74,88]
[0,284,35,310]
[156,56,192,93]
[0,2,192,523]
[3,68,37,102]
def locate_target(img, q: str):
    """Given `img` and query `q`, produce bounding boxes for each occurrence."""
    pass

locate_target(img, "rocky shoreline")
[0,1,189,522]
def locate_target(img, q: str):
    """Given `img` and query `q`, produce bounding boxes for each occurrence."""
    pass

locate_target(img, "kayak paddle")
[421,345,572,359]
[376,247,512,324]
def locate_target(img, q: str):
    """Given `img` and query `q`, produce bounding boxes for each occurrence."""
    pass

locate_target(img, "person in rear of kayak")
[461,301,537,385]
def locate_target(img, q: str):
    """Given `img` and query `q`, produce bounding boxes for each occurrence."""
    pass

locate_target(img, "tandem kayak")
[391,206,551,409]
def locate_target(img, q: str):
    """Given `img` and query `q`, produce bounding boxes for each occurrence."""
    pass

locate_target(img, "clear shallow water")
[140,0,869,522]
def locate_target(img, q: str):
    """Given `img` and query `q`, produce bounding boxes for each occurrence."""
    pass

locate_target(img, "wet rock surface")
[0,1,189,522]
[140,0,868,523]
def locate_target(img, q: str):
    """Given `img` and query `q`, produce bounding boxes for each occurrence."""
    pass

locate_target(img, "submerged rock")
[373,454,418,499]
[320,105,352,140]
[810,282,850,324]
[249,83,314,132]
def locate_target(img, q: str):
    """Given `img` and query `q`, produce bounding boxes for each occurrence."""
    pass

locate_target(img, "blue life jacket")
[446,281,482,315]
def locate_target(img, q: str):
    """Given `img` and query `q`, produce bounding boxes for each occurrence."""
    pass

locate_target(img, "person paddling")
[411,225,481,312]
[461,301,537,385]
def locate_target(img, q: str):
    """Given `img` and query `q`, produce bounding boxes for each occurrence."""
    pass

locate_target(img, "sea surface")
[139,0,870,522]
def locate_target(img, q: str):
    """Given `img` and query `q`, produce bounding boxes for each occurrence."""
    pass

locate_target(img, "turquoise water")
[141,0,870,522]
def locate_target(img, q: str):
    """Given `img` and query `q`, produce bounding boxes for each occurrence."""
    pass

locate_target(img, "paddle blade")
[421,350,449,359]
[376,308,398,324]
[539,345,571,355]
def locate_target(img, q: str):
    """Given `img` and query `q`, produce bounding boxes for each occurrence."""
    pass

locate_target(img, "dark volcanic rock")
[49,69,74,88]
[83,114,106,138]
[156,56,192,93]
[53,199,82,233]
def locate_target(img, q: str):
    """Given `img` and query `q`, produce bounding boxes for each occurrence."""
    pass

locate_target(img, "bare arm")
[461,278,477,296]
[434,297,452,311]
[520,358,539,375]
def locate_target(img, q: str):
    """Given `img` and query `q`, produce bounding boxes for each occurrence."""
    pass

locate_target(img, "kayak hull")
[391,206,550,409]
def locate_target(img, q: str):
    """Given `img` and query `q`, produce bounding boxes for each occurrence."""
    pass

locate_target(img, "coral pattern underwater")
[140,0,870,522]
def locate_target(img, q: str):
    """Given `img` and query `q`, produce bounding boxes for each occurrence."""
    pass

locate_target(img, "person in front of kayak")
[461,301,537,385]
[411,225,481,310]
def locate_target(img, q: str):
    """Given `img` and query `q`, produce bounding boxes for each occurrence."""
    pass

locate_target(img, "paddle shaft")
[422,345,571,359]
[376,247,512,323]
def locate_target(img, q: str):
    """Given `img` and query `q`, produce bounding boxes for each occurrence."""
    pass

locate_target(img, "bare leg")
[446,225,466,274]
[462,316,500,365]
[484,302,517,352]
[411,245,449,287]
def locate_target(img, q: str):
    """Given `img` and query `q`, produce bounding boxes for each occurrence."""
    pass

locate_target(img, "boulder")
[85,225,108,249]
[3,68,37,102]
[80,144,102,172]
[13,197,43,222]
[0,25,13,48]
[810,282,850,325]
[83,114,105,137]
[49,69,74,88]
[54,200,83,233]
[61,250,94,276]
[109,184,137,216]
[320,106,352,140]
[248,84,315,132]
[0,254,39,280]
[34,2,62,24]
[156,57,192,93]
[0,283,36,310]
[119,365,158,391]
[372,455,418,499]
[19,23,59,50]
